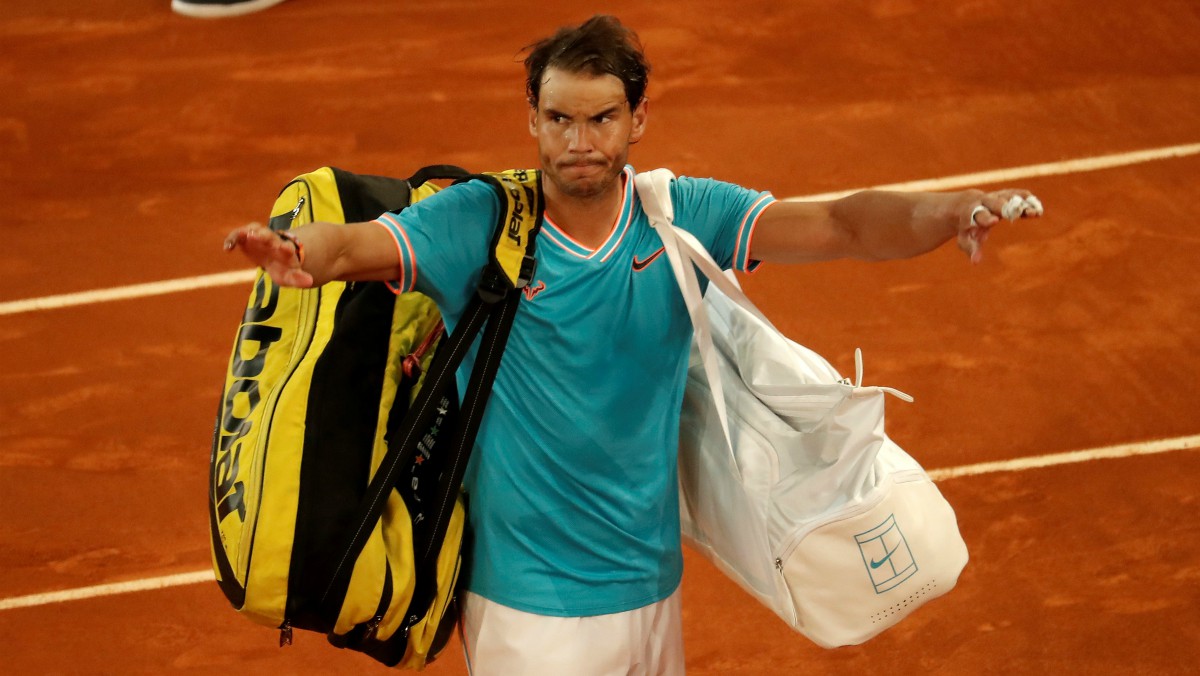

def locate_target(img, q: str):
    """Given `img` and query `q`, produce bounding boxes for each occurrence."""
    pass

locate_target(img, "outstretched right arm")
[223,221,400,288]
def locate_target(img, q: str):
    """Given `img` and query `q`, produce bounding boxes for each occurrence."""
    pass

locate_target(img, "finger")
[962,236,983,264]
[224,223,270,251]
[290,269,315,288]
[957,226,982,263]
[1023,194,1044,217]
[988,192,1044,221]
[248,227,295,262]
[989,188,1032,202]
[969,204,998,228]
[976,196,1008,223]
[1001,194,1043,221]
[223,226,249,251]
[274,266,315,289]
[959,203,995,263]
[1000,195,1025,221]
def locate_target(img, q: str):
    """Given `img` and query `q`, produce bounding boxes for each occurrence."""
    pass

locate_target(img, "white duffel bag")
[635,169,969,648]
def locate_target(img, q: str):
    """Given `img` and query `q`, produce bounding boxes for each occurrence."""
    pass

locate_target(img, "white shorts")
[460,588,685,676]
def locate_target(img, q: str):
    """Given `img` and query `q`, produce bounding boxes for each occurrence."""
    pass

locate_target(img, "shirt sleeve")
[668,176,776,272]
[371,179,500,316]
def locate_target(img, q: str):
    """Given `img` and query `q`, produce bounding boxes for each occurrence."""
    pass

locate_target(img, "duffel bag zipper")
[242,283,322,578]
[773,470,929,569]
[238,181,323,579]
[363,565,394,642]
[279,556,395,647]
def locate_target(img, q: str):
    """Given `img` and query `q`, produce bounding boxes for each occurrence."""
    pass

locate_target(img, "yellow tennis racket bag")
[209,165,542,668]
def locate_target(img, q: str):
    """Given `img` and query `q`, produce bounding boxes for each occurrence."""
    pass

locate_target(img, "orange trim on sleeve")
[373,215,417,293]
[735,195,777,273]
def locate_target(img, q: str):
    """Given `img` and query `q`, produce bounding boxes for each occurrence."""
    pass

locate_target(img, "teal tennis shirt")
[375,166,775,616]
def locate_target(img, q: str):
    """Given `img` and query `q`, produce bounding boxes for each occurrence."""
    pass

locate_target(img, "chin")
[560,179,607,199]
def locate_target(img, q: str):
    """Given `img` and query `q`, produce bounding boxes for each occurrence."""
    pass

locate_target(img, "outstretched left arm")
[749,188,1043,265]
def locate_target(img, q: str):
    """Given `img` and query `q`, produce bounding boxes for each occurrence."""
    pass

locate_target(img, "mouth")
[561,160,604,171]
[561,163,605,180]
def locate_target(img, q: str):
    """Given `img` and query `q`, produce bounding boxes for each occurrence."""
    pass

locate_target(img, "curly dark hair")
[523,15,651,109]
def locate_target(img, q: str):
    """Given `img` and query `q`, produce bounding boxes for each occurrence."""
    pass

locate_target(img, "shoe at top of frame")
[171,0,290,19]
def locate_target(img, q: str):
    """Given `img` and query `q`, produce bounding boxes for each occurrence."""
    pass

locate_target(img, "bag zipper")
[238,282,322,578]
[279,620,293,647]
[363,565,394,642]
[233,180,324,590]
[772,469,929,573]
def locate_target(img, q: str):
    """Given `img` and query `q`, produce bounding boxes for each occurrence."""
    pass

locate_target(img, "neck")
[544,175,625,249]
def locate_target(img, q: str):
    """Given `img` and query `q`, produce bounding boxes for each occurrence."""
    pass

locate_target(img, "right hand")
[953,190,1044,264]
[223,223,315,288]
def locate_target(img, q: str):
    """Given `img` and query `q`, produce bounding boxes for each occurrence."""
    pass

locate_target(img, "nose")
[565,123,594,153]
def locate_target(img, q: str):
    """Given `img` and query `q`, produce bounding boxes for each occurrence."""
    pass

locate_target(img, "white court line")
[0,270,257,316]
[1,142,1198,318]
[925,433,1200,481]
[0,571,216,612]
[784,141,1200,202]
[1,433,1197,612]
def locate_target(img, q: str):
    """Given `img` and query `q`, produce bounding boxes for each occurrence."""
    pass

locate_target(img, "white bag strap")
[635,168,745,476]
[635,169,911,479]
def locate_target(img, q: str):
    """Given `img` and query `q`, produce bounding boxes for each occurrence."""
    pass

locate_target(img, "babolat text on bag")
[209,165,542,668]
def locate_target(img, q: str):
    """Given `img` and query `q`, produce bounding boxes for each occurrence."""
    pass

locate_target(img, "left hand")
[956,190,1044,263]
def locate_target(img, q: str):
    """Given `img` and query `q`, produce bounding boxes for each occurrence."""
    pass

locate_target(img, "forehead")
[538,67,627,113]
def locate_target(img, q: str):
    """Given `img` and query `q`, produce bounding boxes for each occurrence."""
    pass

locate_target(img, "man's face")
[529,67,647,200]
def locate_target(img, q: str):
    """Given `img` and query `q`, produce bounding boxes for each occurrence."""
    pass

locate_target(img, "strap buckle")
[477,254,537,304]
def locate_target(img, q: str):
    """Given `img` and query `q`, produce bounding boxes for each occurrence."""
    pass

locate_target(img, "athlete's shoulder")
[431,174,501,204]
[396,174,503,228]
[673,173,749,190]
[667,173,757,208]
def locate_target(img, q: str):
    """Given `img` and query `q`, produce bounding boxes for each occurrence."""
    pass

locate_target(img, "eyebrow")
[543,105,623,120]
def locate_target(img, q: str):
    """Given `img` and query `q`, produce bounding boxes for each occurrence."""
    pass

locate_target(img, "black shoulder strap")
[456,170,544,302]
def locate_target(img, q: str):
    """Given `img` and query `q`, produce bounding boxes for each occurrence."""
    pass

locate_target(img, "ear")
[528,105,539,138]
[629,98,649,144]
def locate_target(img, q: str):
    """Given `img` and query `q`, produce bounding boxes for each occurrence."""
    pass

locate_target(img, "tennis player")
[224,15,1042,675]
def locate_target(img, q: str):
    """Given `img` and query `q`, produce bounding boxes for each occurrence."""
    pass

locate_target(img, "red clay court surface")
[2,1,1198,673]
